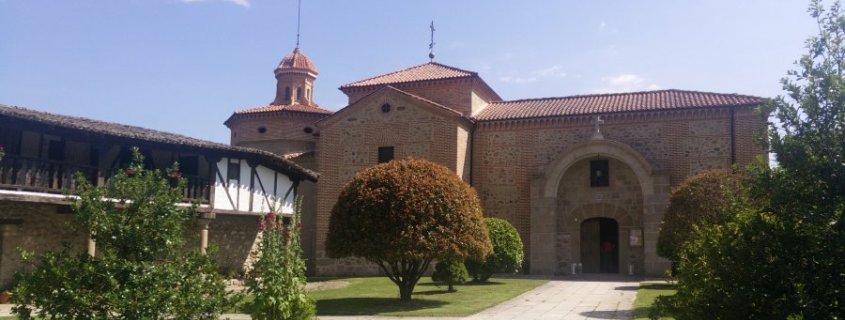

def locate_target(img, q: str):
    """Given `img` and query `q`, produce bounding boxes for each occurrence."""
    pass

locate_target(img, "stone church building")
[225,47,766,276]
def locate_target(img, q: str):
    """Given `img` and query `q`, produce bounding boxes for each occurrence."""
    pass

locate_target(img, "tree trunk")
[399,283,414,302]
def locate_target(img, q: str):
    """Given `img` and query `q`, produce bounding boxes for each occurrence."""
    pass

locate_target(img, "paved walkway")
[0,275,640,320]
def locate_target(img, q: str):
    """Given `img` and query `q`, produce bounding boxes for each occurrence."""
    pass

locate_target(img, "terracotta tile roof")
[473,89,765,121]
[233,103,334,115]
[276,48,318,74]
[341,62,477,89]
[0,104,318,181]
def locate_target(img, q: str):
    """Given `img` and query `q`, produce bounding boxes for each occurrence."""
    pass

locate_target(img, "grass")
[2,277,546,318]
[303,276,546,317]
[633,282,677,320]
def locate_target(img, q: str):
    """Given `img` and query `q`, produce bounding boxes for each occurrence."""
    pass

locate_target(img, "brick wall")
[342,78,495,117]
[473,106,766,265]
[314,88,470,275]
[228,112,324,155]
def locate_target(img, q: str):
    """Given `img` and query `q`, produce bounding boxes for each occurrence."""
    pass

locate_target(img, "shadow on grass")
[614,285,640,291]
[581,310,633,319]
[416,281,505,287]
[640,283,675,290]
[316,297,447,315]
[413,289,452,296]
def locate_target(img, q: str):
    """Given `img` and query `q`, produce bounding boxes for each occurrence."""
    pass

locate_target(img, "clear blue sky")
[0,0,818,143]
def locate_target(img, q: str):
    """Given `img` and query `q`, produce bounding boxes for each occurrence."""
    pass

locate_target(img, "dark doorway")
[580,218,619,273]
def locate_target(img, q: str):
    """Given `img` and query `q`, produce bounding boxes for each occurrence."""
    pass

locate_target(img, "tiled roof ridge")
[474,89,766,121]
[340,62,477,88]
[494,89,764,105]
[384,85,468,119]
[233,103,334,115]
[315,85,473,127]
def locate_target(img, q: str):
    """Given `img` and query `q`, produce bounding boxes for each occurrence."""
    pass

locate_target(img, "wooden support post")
[199,219,211,254]
[87,232,96,257]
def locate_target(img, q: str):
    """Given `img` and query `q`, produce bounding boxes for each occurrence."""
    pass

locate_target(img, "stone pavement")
[0,275,640,320]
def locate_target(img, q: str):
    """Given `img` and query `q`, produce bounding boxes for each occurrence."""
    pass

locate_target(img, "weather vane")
[295,0,302,48]
[429,20,436,62]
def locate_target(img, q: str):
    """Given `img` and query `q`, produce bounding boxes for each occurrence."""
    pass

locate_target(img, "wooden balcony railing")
[0,154,210,203]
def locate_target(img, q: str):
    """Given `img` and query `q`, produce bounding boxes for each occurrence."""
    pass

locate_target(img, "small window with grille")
[590,159,609,187]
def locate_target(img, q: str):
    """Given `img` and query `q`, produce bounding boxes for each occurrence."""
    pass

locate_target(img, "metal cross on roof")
[592,115,605,140]
[429,20,436,62]
[295,0,302,48]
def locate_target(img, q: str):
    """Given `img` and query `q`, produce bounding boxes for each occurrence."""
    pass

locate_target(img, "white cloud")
[498,75,537,84]
[599,21,607,30]
[498,65,567,84]
[182,0,250,8]
[592,74,660,93]
[535,65,567,78]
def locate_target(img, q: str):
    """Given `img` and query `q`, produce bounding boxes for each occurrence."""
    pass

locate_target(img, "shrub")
[656,170,743,261]
[12,148,233,319]
[246,200,315,320]
[654,1,845,318]
[465,217,524,282]
[326,159,492,301]
[431,259,469,292]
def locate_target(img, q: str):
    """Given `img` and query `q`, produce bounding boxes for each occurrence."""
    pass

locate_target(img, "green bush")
[465,217,524,282]
[656,170,744,261]
[653,1,845,318]
[652,203,800,319]
[431,259,469,292]
[246,200,315,320]
[326,159,492,301]
[12,148,233,319]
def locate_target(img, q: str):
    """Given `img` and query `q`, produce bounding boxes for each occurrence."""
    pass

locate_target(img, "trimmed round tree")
[326,159,492,302]
[465,217,524,282]
[656,170,744,261]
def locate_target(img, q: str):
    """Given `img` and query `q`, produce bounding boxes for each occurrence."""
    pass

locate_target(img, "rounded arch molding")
[529,138,671,276]
[541,139,655,199]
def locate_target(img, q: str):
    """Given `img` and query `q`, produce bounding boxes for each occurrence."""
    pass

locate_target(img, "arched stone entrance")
[529,139,671,276]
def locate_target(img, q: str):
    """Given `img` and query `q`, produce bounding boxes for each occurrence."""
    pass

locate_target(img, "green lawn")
[4,277,546,319]
[306,276,547,317]
[633,282,677,320]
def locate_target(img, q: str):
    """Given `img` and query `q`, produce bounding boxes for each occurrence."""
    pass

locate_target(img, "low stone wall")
[0,200,266,287]
[0,202,86,289]
[206,214,261,277]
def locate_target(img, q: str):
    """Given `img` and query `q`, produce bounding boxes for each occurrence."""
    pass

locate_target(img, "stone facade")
[0,199,270,286]
[0,202,86,288]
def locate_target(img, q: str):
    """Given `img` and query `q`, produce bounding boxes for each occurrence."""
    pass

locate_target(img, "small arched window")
[284,87,291,102]
[306,88,311,101]
[296,87,303,101]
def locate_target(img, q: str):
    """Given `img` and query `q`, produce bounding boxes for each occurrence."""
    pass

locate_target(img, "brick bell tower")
[272,47,319,106]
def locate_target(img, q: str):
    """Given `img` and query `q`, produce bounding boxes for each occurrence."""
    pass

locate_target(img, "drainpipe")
[469,123,476,186]
[730,106,737,166]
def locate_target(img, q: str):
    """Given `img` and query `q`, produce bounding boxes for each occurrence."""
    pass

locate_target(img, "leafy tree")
[246,200,315,320]
[431,259,469,292]
[654,1,845,318]
[326,159,492,302]
[465,217,524,282]
[12,148,233,319]
[656,171,744,261]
